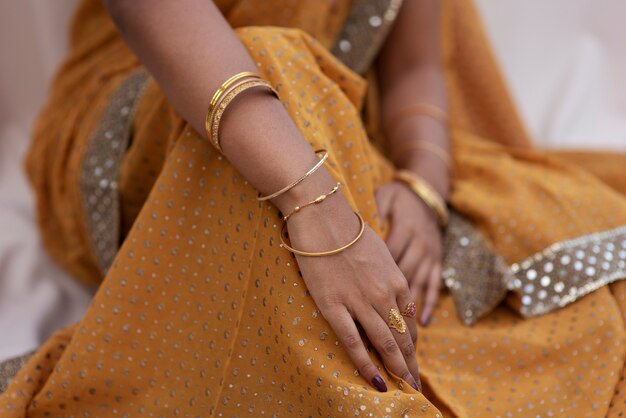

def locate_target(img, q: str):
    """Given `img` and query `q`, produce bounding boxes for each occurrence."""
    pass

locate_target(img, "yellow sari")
[2,0,626,416]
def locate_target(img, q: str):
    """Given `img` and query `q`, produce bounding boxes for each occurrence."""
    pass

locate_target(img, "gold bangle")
[280,211,365,257]
[391,140,452,169]
[205,72,258,144]
[388,103,448,126]
[257,149,329,201]
[394,170,448,227]
[386,103,448,140]
[208,78,278,152]
[282,182,342,221]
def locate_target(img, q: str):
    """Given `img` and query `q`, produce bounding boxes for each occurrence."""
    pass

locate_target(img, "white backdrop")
[0,0,625,361]
[476,0,626,151]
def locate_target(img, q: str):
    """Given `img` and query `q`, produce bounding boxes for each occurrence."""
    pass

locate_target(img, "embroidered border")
[0,352,32,394]
[79,70,150,275]
[331,0,403,74]
[510,226,626,317]
[442,211,513,325]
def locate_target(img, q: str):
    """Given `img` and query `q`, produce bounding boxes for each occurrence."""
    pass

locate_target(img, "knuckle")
[343,333,363,351]
[359,361,378,377]
[393,279,410,295]
[318,293,343,310]
[381,338,399,356]
[402,341,415,358]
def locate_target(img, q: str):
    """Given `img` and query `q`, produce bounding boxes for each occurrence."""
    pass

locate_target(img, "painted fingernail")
[411,382,419,391]
[420,314,431,327]
[371,375,387,392]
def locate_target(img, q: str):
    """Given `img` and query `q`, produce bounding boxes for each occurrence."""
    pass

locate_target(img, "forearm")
[102,0,344,214]
[376,0,450,200]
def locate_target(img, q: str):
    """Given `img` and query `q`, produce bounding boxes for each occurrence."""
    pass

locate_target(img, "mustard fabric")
[2,0,626,417]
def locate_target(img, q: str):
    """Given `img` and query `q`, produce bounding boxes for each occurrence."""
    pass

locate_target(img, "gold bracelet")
[394,170,448,227]
[391,140,452,170]
[282,182,342,221]
[208,78,279,152]
[205,72,258,146]
[386,103,448,140]
[280,211,366,257]
[388,103,448,126]
[257,149,329,201]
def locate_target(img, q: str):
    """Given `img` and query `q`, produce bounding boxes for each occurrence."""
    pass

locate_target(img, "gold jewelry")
[391,140,451,170]
[257,149,329,201]
[394,170,448,227]
[401,302,417,318]
[388,308,407,334]
[388,103,448,128]
[279,211,365,257]
[205,72,258,148]
[282,182,342,221]
[207,78,278,152]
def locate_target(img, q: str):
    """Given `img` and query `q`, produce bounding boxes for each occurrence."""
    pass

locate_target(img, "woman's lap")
[4,25,626,417]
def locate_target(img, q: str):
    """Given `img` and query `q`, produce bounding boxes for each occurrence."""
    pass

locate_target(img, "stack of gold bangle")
[394,169,448,227]
[205,72,279,153]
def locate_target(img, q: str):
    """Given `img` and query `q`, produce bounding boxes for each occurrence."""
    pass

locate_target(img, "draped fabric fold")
[2,0,626,416]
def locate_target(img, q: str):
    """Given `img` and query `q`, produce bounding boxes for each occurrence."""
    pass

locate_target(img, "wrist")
[401,154,450,201]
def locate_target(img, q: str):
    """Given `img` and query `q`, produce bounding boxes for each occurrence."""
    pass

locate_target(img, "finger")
[409,258,432,304]
[420,263,442,327]
[324,307,388,392]
[375,185,395,221]
[385,211,412,262]
[396,295,422,391]
[397,238,424,283]
[360,303,420,391]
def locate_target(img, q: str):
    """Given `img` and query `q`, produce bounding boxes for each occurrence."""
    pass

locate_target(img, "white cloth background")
[476,0,626,151]
[0,0,92,361]
[0,1,625,361]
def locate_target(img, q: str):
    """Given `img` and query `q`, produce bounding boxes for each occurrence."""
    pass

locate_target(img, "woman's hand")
[375,181,443,326]
[283,198,422,393]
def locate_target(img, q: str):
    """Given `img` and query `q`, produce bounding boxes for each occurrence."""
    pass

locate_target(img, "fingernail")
[371,375,387,392]
[420,314,431,327]
[411,382,419,391]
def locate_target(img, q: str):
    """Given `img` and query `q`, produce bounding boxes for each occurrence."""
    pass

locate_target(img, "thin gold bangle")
[208,78,278,152]
[205,72,258,143]
[282,182,342,221]
[394,170,448,227]
[388,103,448,126]
[386,103,448,140]
[257,149,329,201]
[391,140,451,169]
[279,211,366,257]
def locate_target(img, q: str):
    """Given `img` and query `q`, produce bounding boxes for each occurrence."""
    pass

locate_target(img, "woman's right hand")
[281,193,422,393]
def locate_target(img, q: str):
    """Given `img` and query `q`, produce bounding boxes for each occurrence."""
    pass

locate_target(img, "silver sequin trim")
[331,0,403,74]
[0,352,32,394]
[510,225,626,317]
[442,211,513,325]
[79,70,150,275]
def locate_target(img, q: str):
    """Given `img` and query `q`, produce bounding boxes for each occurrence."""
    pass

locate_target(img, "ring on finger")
[388,308,407,334]
[401,302,417,318]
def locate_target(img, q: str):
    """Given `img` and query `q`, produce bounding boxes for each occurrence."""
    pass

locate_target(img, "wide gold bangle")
[257,149,329,201]
[282,182,342,221]
[391,140,452,170]
[207,78,278,152]
[205,72,258,145]
[280,211,365,257]
[394,170,448,227]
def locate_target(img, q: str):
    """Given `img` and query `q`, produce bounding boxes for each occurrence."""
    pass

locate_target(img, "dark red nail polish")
[371,375,387,392]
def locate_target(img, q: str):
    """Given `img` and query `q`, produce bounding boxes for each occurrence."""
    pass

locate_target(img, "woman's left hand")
[376,181,443,326]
